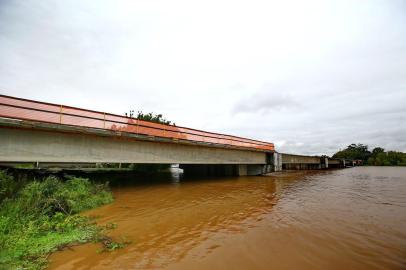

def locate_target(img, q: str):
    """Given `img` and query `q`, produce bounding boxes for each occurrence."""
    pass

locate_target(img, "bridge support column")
[247,165,265,176]
[270,152,282,172]
[237,164,248,176]
[236,164,270,176]
[237,164,270,176]
[320,156,328,169]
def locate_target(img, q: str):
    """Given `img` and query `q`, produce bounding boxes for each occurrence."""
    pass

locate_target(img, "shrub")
[0,172,114,269]
[0,170,17,203]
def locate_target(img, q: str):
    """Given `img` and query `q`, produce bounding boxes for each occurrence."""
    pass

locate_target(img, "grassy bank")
[0,170,115,269]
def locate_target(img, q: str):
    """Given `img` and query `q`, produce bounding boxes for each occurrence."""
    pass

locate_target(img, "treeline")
[333,144,406,166]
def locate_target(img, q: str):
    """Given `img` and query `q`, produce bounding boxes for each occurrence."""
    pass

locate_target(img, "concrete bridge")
[281,154,352,170]
[0,94,353,176]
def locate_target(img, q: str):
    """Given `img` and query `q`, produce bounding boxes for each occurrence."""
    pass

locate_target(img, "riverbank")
[0,170,116,269]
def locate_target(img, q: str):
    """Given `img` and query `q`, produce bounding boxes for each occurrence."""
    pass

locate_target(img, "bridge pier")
[269,152,282,172]
[320,156,329,169]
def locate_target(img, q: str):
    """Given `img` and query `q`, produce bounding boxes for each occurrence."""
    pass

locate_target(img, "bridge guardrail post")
[59,105,63,124]
[103,112,106,129]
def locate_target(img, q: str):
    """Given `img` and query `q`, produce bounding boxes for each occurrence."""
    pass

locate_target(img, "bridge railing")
[0,94,274,151]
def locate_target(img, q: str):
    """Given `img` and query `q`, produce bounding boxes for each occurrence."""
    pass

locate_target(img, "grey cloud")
[232,85,300,114]
[1,0,406,155]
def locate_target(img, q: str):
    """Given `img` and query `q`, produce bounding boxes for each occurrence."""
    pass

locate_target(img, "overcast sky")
[1,0,405,155]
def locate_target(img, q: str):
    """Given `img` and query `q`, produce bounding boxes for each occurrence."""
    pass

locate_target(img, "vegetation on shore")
[333,143,406,166]
[0,170,122,270]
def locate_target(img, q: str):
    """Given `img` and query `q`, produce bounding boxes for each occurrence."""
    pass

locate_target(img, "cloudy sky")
[1,0,405,155]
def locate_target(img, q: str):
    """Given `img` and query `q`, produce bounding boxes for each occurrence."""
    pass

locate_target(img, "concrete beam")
[281,153,321,164]
[0,127,267,164]
[281,153,321,170]
[327,158,342,168]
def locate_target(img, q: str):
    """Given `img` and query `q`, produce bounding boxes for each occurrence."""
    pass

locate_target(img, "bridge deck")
[0,95,274,152]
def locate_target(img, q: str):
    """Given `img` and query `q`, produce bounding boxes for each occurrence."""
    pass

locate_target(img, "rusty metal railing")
[0,94,274,151]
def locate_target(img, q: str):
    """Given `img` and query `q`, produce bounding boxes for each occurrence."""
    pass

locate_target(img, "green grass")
[0,171,115,270]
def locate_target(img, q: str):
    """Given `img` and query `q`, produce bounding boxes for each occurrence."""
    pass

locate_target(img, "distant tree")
[372,147,385,155]
[331,144,406,166]
[385,151,406,166]
[333,143,371,162]
[368,147,386,165]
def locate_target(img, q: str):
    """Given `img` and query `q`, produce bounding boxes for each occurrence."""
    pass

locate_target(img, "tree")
[333,143,371,162]
[125,110,174,125]
[372,147,385,155]
[333,143,406,166]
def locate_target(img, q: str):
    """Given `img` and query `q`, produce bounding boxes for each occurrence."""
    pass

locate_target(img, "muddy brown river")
[49,167,406,270]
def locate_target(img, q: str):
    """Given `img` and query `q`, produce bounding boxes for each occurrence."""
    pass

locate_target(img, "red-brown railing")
[0,94,274,151]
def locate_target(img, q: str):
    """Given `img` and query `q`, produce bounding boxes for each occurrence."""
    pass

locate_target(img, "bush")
[0,173,114,269]
[0,170,17,203]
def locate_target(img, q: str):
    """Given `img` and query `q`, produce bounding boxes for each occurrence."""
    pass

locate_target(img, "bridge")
[0,94,352,175]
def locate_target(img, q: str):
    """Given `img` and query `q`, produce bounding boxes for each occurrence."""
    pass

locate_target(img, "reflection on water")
[49,167,406,270]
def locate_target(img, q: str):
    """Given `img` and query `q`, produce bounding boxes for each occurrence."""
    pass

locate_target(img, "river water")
[49,167,406,270]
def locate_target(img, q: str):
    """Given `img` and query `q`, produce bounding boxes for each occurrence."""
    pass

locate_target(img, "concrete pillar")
[247,165,264,176]
[320,156,328,169]
[237,164,248,176]
[263,164,272,174]
[238,164,271,176]
[270,152,282,172]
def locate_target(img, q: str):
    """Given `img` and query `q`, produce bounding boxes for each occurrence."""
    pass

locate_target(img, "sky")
[0,0,405,155]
